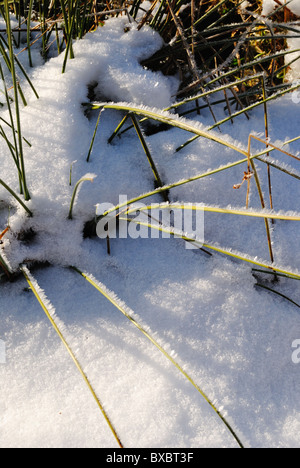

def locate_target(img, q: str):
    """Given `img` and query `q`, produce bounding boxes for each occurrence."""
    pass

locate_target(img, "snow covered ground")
[0,12,300,448]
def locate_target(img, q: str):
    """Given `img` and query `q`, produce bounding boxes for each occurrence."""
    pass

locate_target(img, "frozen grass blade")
[107,76,259,141]
[179,47,300,98]
[233,133,300,265]
[21,265,123,448]
[96,153,260,222]
[72,266,244,449]
[165,73,264,113]
[124,203,300,222]
[68,174,96,219]
[93,131,299,233]
[117,216,300,281]
[91,103,249,158]
[97,137,292,223]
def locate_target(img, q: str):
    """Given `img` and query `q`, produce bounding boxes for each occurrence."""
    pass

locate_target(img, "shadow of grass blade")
[72,266,244,449]
[21,265,124,448]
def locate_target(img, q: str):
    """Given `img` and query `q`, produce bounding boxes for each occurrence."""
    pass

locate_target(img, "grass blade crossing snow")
[21,265,124,448]
[72,266,245,449]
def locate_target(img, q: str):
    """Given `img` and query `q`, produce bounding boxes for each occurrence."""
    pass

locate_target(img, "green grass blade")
[86,108,102,162]
[62,0,80,73]
[0,34,39,101]
[193,0,229,29]
[0,177,32,216]
[68,174,96,219]
[108,112,131,144]
[130,113,165,190]
[91,103,248,157]
[26,0,34,67]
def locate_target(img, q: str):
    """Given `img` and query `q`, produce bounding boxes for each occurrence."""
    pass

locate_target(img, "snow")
[0,15,300,448]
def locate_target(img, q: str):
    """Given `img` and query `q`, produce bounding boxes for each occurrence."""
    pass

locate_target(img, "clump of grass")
[87,102,300,267]
[138,0,300,126]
